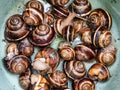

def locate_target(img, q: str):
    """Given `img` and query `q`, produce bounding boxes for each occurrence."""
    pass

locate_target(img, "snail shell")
[74,78,95,90]
[31,74,50,90]
[23,7,44,26]
[29,24,55,46]
[44,13,54,25]
[26,0,44,12]
[18,38,34,57]
[8,55,30,74]
[97,45,117,66]
[19,69,31,89]
[89,8,112,31]
[92,27,112,48]
[88,63,110,81]
[46,0,69,6]
[48,70,68,89]
[69,0,92,16]
[64,60,86,80]
[32,47,59,74]
[52,5,69,19]
[5,14,30,41]
[74,44,95,61]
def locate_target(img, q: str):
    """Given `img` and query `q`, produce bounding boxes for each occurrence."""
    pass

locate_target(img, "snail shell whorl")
[64,60,86,80]
[29,24,55,46]
[74,78,95,90]
[5,14,30,41]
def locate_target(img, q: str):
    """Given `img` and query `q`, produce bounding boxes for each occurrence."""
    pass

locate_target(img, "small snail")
[89,8,112,31]
[52,5,69,19]
[69,0,92,17]
[26,0,44,12]
[29,24,55,47]
[46,0,69,6]
[92,27,112,48]
[88,63,110,81]
[32,47,59,74]
[48,70,68,89]
[5,14,30,41]
[74,44,95,61]
[58,41,75,61]
[74,78,95,90]
[31,74,50,90]
[64,60,86,80]
[44,13,54,25]
[7,55,30,74]
[96,45,117,66]
[18,38,34,57]
[19,69,31,89]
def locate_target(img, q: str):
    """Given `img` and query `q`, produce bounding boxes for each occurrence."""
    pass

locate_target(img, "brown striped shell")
[64,60,86,80]
[74,44,95,61]
[74,78,95,90]
[5,14,30,41]
[29,24,55,47]
[88,63,110,81]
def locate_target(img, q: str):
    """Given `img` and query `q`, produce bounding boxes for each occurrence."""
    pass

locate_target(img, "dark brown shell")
[74,44,95,61]
[48,70,68,89]
[18,38,34,57]
[29,24,55,46]
[64,60,86,80]
[89,8,112,31]
[88,63,110,81]
[74,78,95,90]
[8,55,30,74]
[69,0,92,16]
[5,14,30,41]
[23,7,44,26]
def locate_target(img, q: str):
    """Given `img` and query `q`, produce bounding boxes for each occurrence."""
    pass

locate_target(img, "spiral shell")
[88,63,110,81]
[74,78,95,90]
[18,38,34,57]
[70,0,92,16]
[48,70,68,88]
[64,60,86,80]
[29,24,55,46]
[89,8,112,31]
[8,55,30,74]
[26,0,44,12]
[5,14,30,41]
[44,13,54,25]
[74,44,95,61]
[46,0,69,6]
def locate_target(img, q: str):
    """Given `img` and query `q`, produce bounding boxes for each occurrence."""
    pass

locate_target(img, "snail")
[32,47,59,74]
[48,70,68,89]
[58,41,75,61]
[46,0,69,6]
[44,12,54,25]
[23,1,44,26]
[74,78,95,90]
[92,26,112,48]
[19,69,31,89]
[69,0,92,17]
[7,55,30,74]
[96,45,117,66]
[18,38,34,57]
[74,44,96,61]
[31,74,50,90]
[89,8,112,31]
[88,63,110,81]
[29,24,55,47]
[5,14,30,41]
[52,5,69,19]
[64,60,86,80]
[26,0,44,12]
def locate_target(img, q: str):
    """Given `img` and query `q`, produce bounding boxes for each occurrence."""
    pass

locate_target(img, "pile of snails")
[3,0,117,90]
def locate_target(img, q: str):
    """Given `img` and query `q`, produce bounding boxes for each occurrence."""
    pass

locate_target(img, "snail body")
[29,24,55,46]
[5,14,30,41]
[64,60,86,80]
